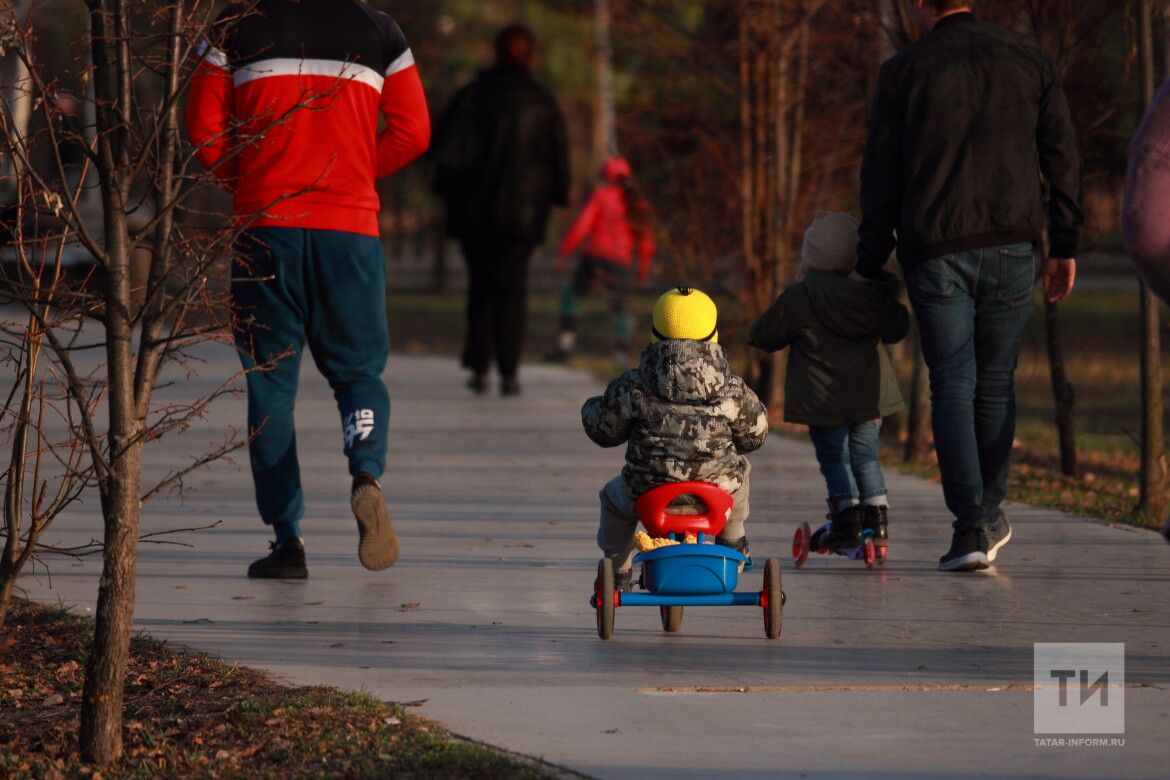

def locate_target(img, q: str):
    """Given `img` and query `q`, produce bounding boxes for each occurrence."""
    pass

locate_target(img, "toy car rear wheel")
[793,523,811,567]
[596,559,615,639]
[762,558,783,640]
[660,605,683,633]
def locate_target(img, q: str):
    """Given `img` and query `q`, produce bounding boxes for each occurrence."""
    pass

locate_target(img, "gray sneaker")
[986,512,1012,563]
[351,473,399,570]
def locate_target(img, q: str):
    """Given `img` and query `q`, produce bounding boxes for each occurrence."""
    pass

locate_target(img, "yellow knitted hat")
[651,286,719,344]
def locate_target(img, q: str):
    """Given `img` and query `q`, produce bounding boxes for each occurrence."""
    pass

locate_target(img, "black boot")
[863,505,888,548]
[820,505,863,551]
[247,539,308,579]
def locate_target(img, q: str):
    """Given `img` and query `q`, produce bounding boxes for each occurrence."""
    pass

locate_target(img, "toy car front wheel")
[762,557,783,640]
[863,537,876,569]
[660,605,683,633]
[596,559,615,639]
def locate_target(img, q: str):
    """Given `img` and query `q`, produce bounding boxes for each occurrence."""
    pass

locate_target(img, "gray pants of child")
[597,464,752,575]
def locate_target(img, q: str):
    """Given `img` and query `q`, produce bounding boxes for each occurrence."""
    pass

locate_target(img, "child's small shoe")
[863,505,888,548]
[819,505,863,551]
[717,535,751,572]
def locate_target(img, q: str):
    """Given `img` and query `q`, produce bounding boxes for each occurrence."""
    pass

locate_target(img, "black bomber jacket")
[857,12,1083,277]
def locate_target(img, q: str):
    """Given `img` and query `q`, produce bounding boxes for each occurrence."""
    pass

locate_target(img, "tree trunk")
[1137,0,1168,518]
[79,0,142,763]
[1045,300,1077,476]
[593,0,618,162]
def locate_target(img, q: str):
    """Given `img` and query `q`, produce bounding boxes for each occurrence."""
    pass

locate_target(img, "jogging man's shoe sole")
[987,514,1012,563]
[938,551,990,572]
[352,479,399,570]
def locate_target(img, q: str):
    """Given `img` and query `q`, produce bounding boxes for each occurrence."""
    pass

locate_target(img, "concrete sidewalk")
[17,344,1170,779]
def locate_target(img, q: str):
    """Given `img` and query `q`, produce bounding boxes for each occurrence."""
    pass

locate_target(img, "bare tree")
[1136,0,1167,518]
[593,0,618,163]
[0,0,298,763]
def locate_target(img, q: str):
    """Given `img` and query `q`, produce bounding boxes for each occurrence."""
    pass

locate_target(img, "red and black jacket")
[187,0,430,236]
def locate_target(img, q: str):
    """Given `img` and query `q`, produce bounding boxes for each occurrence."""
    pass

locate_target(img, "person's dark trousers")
[459,235,536,379]
[904,243,1036,533]
[231,227,391,543]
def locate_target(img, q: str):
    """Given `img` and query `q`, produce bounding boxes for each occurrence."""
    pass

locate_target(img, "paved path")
[17,344,1170,778]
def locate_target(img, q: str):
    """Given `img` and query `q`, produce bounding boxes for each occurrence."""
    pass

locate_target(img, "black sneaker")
[247,539,308,579]
[467,373,488,395]
[986,512,1012,562]
[351,473,399,571]
[500,376,522,396]
[820,505,863,551]
[863,505,889,548]
[939,527,989,572]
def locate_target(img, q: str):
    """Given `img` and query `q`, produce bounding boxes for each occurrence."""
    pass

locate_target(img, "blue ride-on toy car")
[590,481,784,640]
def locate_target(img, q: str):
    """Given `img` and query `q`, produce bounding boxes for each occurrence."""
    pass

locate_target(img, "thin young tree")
[0,0,301,762]
[1136,0,1167,519]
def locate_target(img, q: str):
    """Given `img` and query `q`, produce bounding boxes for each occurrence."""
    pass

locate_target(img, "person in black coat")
[432,24,571,396]
[856,1,1082,572]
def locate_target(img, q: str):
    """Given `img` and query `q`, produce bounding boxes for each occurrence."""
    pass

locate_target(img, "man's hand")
[1043,257,1076,303]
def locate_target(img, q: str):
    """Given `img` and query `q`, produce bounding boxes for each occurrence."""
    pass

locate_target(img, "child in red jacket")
[550,156,654,364]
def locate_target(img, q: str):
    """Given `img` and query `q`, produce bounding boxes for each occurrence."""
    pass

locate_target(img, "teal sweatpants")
[231,227,390,539]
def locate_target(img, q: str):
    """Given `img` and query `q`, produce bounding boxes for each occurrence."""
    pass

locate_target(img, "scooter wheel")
[877,545,888,565]
[793,523,811,567]
[596,559,615,639]
[863,537,876,569]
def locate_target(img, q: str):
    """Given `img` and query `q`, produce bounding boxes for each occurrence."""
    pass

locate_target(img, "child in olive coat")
[749,211,909,551]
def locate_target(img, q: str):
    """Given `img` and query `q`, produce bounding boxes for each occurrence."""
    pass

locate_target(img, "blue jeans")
[905,243,1036,532]
[231,228,391,539]
[808,421,887,510]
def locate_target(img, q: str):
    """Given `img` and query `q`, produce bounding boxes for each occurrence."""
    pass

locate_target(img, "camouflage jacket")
[581,339,769,498]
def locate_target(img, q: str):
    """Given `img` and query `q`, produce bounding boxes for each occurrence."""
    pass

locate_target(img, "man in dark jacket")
[432,24,570,396]
[856,1,1082,572]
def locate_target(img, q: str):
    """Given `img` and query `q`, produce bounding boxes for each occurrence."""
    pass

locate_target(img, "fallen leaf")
[400,602,420,611]
[42,693,64,706]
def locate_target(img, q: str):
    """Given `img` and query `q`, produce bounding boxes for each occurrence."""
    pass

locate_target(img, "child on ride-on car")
[749,211,908,555]
[581,287,769,589]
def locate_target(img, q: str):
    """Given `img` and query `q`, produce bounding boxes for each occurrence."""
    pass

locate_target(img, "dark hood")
[638,339,731,404]
[802,271,897,339]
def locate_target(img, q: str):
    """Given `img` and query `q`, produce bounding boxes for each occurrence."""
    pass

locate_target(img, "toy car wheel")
[793,523,811,567]
[596,559,615,639]
[877,545,888,565]
[762,558,783,640]
[659,605,683,633]
[863,537,876,569]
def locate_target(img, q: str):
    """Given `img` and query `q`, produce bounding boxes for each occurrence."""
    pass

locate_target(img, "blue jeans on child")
[808,421,887,511]
[904,243,1035,533]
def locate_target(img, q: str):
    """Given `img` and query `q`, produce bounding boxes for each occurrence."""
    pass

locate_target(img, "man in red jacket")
[187,0,430,579]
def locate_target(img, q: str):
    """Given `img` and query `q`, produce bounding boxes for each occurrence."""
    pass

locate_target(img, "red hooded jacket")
[557,157,654,280]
